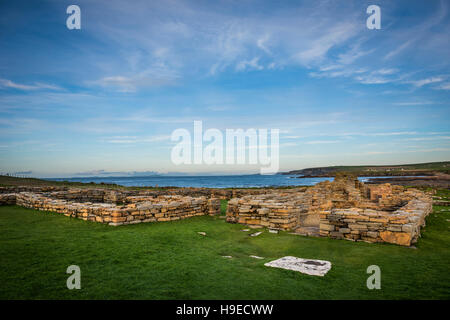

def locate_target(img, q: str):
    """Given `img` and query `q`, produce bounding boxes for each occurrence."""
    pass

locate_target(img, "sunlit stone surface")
[265,256,332,276]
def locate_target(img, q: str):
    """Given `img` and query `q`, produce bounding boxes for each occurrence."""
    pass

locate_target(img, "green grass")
[220,200,228,215]
[0,202,449,299]
[286,161,450,176]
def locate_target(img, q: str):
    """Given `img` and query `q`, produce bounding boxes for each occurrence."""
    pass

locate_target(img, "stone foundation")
[226,192,310,230]
[0,193,16,205]
[0,188,220,226]
[0,178,433,246]
[318,196,432,246]
[0,186,303,202]
[226,174,433,246]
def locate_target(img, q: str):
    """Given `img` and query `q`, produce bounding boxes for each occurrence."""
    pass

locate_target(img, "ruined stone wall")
[226,191,312,230]
[227,197,300,230]
[0,186,68,194]
[0,181,433,246]
[319,194,432,246]
[0,185,307,203]
[3,191,220,226]
[45,189,106,203]
[225,176,433,246]
[0,193,16,205]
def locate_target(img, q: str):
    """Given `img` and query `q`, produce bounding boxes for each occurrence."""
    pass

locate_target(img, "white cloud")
[305,140,342,145]
[354,75,391,84]
[435,82,450,90]
[102,135,171,144]
[409,76,445,87]
[236,57,264,71]
[384,40,414,60]
[256,34,272,54]
[404,136,450,141]
[374,68,398,75]
[369,131,417,136]
[294,22,358,66]
[93,72,178,92]
[392,101,434,106]
[337,43,374,65]
[0,79,62,91]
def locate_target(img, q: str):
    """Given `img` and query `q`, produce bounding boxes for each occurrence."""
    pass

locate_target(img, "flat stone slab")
[264,256,332,276]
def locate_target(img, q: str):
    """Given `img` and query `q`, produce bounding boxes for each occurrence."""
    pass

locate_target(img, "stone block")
[379,231,412,246]
[320,223,335,231]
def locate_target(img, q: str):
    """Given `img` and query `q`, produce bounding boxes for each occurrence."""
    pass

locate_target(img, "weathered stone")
[265,256,332,276]
[366,231,378,238]
[320,223,335,231]
[380,231,412,246]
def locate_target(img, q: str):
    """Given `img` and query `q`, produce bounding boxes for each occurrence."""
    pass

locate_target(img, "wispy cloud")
[305,140,342,145]
[404,136,450,141]
[384,40,414,60]
[101,135,171,144]
[408,76,445,87]
[92,66,179,92]
[435,82,450,90]
[1,0,449,175]
[392,101,434,106]
[236,57,264,71]
[0,78,62,91]
[294,22,359,66]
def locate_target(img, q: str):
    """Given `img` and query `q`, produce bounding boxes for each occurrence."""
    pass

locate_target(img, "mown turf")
[0,196,449,299]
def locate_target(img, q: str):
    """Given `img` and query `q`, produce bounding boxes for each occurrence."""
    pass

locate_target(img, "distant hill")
[283,161,450,177]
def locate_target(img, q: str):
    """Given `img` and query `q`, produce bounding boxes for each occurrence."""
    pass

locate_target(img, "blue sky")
[0,0,449,177]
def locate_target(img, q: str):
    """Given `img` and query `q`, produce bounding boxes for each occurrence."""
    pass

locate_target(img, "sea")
[46,174,394,189]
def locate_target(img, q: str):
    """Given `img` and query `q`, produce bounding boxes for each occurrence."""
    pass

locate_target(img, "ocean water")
[46,175,389,189]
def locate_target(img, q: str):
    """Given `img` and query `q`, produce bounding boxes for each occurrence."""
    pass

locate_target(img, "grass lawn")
[0,195,449,299]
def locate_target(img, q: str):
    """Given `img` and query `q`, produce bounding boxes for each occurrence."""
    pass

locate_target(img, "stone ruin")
[0,186,299,227]
[0,187,221,226]
[0,175,433,246]
[226,174,433,246]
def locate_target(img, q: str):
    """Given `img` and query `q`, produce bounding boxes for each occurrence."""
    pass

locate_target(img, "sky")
[0,0,449,177]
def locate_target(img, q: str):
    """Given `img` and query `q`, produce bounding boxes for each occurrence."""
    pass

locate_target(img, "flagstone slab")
[264,256,331,276]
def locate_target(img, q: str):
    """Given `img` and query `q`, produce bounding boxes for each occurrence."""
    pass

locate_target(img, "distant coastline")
[282,161,450,177]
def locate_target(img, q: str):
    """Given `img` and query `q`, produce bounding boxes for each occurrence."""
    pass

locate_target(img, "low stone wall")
[0,193,16,205]
[46,189,106,203]
[0,186,68,194]
[4,191,220,226]
[0,181,433,246]
[226,185,333,230]
[227,196,301,230]
[1,186,306,203]
[318,196,432,246]
[225,176,433,246]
